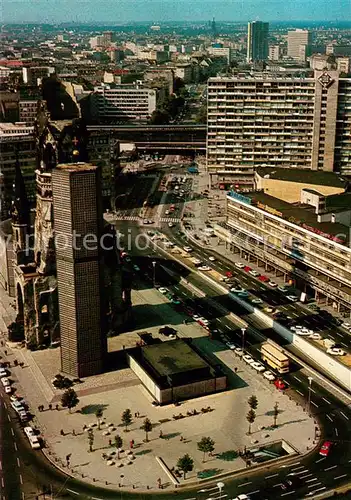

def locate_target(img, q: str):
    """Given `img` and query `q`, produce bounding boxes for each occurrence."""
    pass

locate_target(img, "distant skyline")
[2,0,350,24]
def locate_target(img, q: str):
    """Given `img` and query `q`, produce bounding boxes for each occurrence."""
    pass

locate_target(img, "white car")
[327,347,346,356]
[295,328,310,336]
[287,295,299,302]
[341,322,351,331]
[251,362,265,372]
[278,286,289,293]
[11,400,24,413]
[243,354,255,365]
[4,385,12,394]
[234,347,244,357]
[208,256,216,262]
[309,332,322,340]
[249,270,260,277]
[268,281,278,288]
[234,494,251,500]
[192,314,201,321]
[143,219,150,224]
[235,262,245,269]
[158,287,169,294]
[251,298,263,305]
[168,222,174,228]
[264,306,275,313]
[165,210,170,215]
[230,287,247,294]
[263,370,276,381]
[291,325,303,332]
[183,246,193,253]
[198,266,211,271]
[0,369,7,378]
[1,377,10,387]
[226,342,236,350]
[24,426,35,438]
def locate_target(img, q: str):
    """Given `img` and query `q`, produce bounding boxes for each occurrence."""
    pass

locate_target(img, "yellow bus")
[261,342,289,374]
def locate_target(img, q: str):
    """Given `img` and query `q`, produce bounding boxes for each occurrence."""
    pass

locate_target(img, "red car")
[244,266,252,272]
[319,441,332,457]
[259,275,270,282]
[274,379,287,390]
[226,271,233,278]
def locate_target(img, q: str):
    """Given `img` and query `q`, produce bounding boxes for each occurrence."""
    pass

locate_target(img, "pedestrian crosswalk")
[160,217,180,223]
[114,215,140,221]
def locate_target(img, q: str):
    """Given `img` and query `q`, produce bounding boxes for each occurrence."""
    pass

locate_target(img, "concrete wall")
[127,354,161,402]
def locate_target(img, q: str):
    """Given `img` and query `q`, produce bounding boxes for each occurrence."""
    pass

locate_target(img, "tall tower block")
[52,162,107,377]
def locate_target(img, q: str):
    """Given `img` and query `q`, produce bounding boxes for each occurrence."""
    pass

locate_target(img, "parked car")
[168,222,174,228]
[226,271,234,277]
[208,256,216,262]
[259,275,269,282]
[278,285,289,293]
[319,441,332,457]
[4,385,12,394]
[1,377,10,387]
[268,281,278,288]
[251,298,263,305]
[287,295,299,302]
[198,265,211,271]
[263,370,276,381]
[251,362,265,372]
[234,347,244,357]
[274,379,287,390]
[158,287,169,294]
[309,332,322,341]
[226,342,236,350]
[243,266,252,273]
[183,246,192,253]
[243,354,255,365]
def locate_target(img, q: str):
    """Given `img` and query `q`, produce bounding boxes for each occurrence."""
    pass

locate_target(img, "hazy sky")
[2,0,350,23]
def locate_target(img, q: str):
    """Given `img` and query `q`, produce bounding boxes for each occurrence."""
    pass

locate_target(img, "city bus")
[260,342,290,374]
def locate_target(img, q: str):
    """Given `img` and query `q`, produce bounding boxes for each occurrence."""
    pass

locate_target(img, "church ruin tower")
[12,157,32,266]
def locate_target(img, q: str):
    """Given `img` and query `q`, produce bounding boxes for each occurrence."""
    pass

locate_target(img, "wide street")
[1,166,350,500]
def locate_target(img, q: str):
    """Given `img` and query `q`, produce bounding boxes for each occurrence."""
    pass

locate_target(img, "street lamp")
[152,261,156,288]
[217,481,225,499]
[241,327,246,354]
[307,376,313,416]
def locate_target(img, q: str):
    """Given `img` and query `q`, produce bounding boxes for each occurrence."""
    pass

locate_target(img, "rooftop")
[142,339,208,378]
[256,166,347,189]
[228,190,350,245]
[55,162,98,172]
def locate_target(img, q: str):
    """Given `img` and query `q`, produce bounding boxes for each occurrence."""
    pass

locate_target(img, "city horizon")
[2,0,350,24]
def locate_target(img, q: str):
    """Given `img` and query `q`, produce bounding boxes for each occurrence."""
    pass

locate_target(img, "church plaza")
[0,284,317,492]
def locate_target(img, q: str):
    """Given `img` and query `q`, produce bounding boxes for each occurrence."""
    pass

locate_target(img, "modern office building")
[22,66,55,86]
[19,99,39,125]
[52,163,107,377]
[269,45,281,61]
[0,123,36,218]
[247,21,269,63]
[215,187,351,316]
[206,70,351,189]
[287,29,311,61]
[92,84,157,122]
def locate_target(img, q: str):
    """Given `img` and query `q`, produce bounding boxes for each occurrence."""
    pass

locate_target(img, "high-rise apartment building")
[247,21,269,63]
[207,71,351,189]
[0,123,36,218]
[287,29,311,61]
[92,84,157,122]
[52,163,107,377]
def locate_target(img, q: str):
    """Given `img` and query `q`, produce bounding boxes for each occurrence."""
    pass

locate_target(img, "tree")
[246,409,256,435]
[121,408,132,432]
[149,109,170,125]
[273,402,279,428]
[95,408,104,430]
[176,454,194,479]
[87,428,94,452]
[141,418,153,442]
[114,435,123,459]
[197,436,215,462]
[61,388,79,413]
[248,395,258,411]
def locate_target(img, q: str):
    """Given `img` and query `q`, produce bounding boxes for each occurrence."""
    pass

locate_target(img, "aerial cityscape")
[0,3,351,500]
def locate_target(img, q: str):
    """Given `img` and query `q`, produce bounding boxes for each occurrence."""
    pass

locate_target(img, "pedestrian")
[134,412,137,418]
[56,404,59,410]
[72,429,76,436]
[48,404,52,411]
[159,430,163,438]
[109,439,112,446]
[4,349,7,356]
[38,405,41,412]
[83,424,87,431]
[60,429,64,436]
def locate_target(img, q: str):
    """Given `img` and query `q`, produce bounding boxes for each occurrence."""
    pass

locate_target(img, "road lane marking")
[19,475,23,485]
[311,401,318,407]
[238,481,252,487]
[316,457,326,463]
[296,390,304,396]
[293,376,302,382]
[7,415,10,422]
[265,473,279,479]
[225,325,231,330]
[291,465,305,471]
[322,398,331,404]
[326,414,333,422]
[246,491,260,496]
[66,490,79,496]
[324,465,337,471]
[14,443,17,451]
[11,429,14,436]
[334,474,347,480]
[340,411,349,420]
[335,427,339,437]
[16,457,20,467]
[310,487,326,494]
[308,482,322,488]
[281,491,295,497]
[306,478,319,483]
[300,473,313,479]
